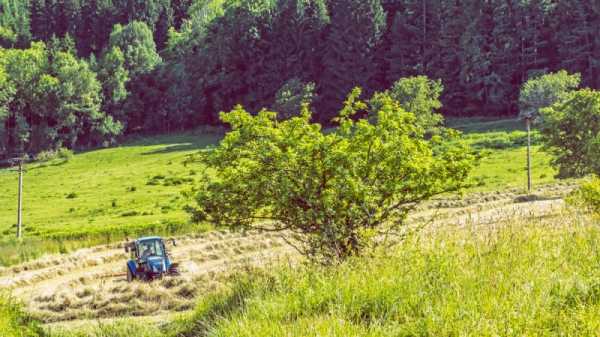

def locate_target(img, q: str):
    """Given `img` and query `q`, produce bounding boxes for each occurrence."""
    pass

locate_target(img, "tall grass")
[0,293,42,337]
[180,214,600,336]
[46,320,164,337]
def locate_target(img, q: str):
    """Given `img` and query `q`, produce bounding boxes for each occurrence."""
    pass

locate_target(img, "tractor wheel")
[127,268,134,282]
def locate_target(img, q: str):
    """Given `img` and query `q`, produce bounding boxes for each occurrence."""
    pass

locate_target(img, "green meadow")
[0,118,560,266]
[44,213,599,337]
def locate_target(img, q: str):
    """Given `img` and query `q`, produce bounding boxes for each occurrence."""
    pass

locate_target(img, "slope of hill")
[0,118,567,267]
[0,131,222,266]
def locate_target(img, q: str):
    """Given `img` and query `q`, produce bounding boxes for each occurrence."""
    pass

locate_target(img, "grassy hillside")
[45,211,598,337]
[0,131,221,265]
[176,213,598,337]
[452,118,559,191]
[0,118,561,266]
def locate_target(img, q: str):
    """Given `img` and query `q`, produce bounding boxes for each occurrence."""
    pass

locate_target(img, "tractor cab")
[125,236,179,282]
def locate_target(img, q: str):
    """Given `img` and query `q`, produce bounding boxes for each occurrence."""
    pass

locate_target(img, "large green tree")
[108,21,162,77]
[540,89,600,178]
[188,86,474,262]
[0,42,121,154]
[519,70,581,121]
[97,46,130,124]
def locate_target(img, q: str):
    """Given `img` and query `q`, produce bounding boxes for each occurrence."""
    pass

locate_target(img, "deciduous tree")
[188,86,474,263]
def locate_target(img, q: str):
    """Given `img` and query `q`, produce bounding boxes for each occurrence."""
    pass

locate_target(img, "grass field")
[180,215,598,337]
[0,118,563,266]
[37,210,599,337]
[452,118,559,191]
[0,293,42,337]
[0,130,221,265]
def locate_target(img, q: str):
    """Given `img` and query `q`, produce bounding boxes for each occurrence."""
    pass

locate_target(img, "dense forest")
[0,0,599,155]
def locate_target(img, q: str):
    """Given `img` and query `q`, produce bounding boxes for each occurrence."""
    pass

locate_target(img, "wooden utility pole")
[6,156,25,239]
[17,159,23,239]
[526,117,532,193]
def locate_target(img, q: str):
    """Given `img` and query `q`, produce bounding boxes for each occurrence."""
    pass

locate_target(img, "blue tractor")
[124,236,179,282]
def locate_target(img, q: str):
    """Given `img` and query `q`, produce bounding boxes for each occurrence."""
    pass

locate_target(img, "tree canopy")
[519,70,581,121]
[540,89,600,178]
[187,86,474,262]
[0,42,120,154]
[2,0,600,155]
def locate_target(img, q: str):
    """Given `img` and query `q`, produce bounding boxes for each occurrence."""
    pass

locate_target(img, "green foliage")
[0,25,16,47]
[0,294,42,337]
[0,0,30,48]
[97,47,130,124]
[568,177,600,215]
[540,89,600,178]
[108,22,162,77]
[272,78,316,120]
[189,87,474,262]
[519,70,581,120]
[375,76,444,130]
[178,218,600,336]
[0,42,120,154]
[35,147,73,163]
[0,65,14,155]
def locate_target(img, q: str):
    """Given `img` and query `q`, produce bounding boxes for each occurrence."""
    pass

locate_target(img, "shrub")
[568,177,600,215]
[188,87,474,263]
[35,147,74,163]
[0,293,42,337]
[35,149,57,162]
[540,89,600,177]
[379,76,444,130]
[66,192,78,199]
[57,147,74,161]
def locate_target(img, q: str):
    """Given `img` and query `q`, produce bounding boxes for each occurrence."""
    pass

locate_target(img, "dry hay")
[1,183,575,327]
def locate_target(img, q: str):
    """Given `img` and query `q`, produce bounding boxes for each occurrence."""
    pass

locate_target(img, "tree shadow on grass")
[141,143,205,155]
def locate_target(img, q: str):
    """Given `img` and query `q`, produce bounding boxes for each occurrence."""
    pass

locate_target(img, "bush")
[373,76,444,130]
[568,177,600,215]
[35,149,57,162]
[66,192,78,199]
[0,293,42,337]
[189,86,474,263]
[57,147,74,161]
[540,89,600,177]
[35,147,74,163]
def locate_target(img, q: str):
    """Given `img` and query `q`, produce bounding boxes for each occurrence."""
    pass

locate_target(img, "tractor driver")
[141,243,154,258]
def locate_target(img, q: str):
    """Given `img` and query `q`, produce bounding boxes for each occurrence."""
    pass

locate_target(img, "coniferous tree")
[0,0,31,48]
[320,0,386,121]
[385,12,420,83]
[552,0,600,88]
[433,0,465,114]
[256,0,329,110]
